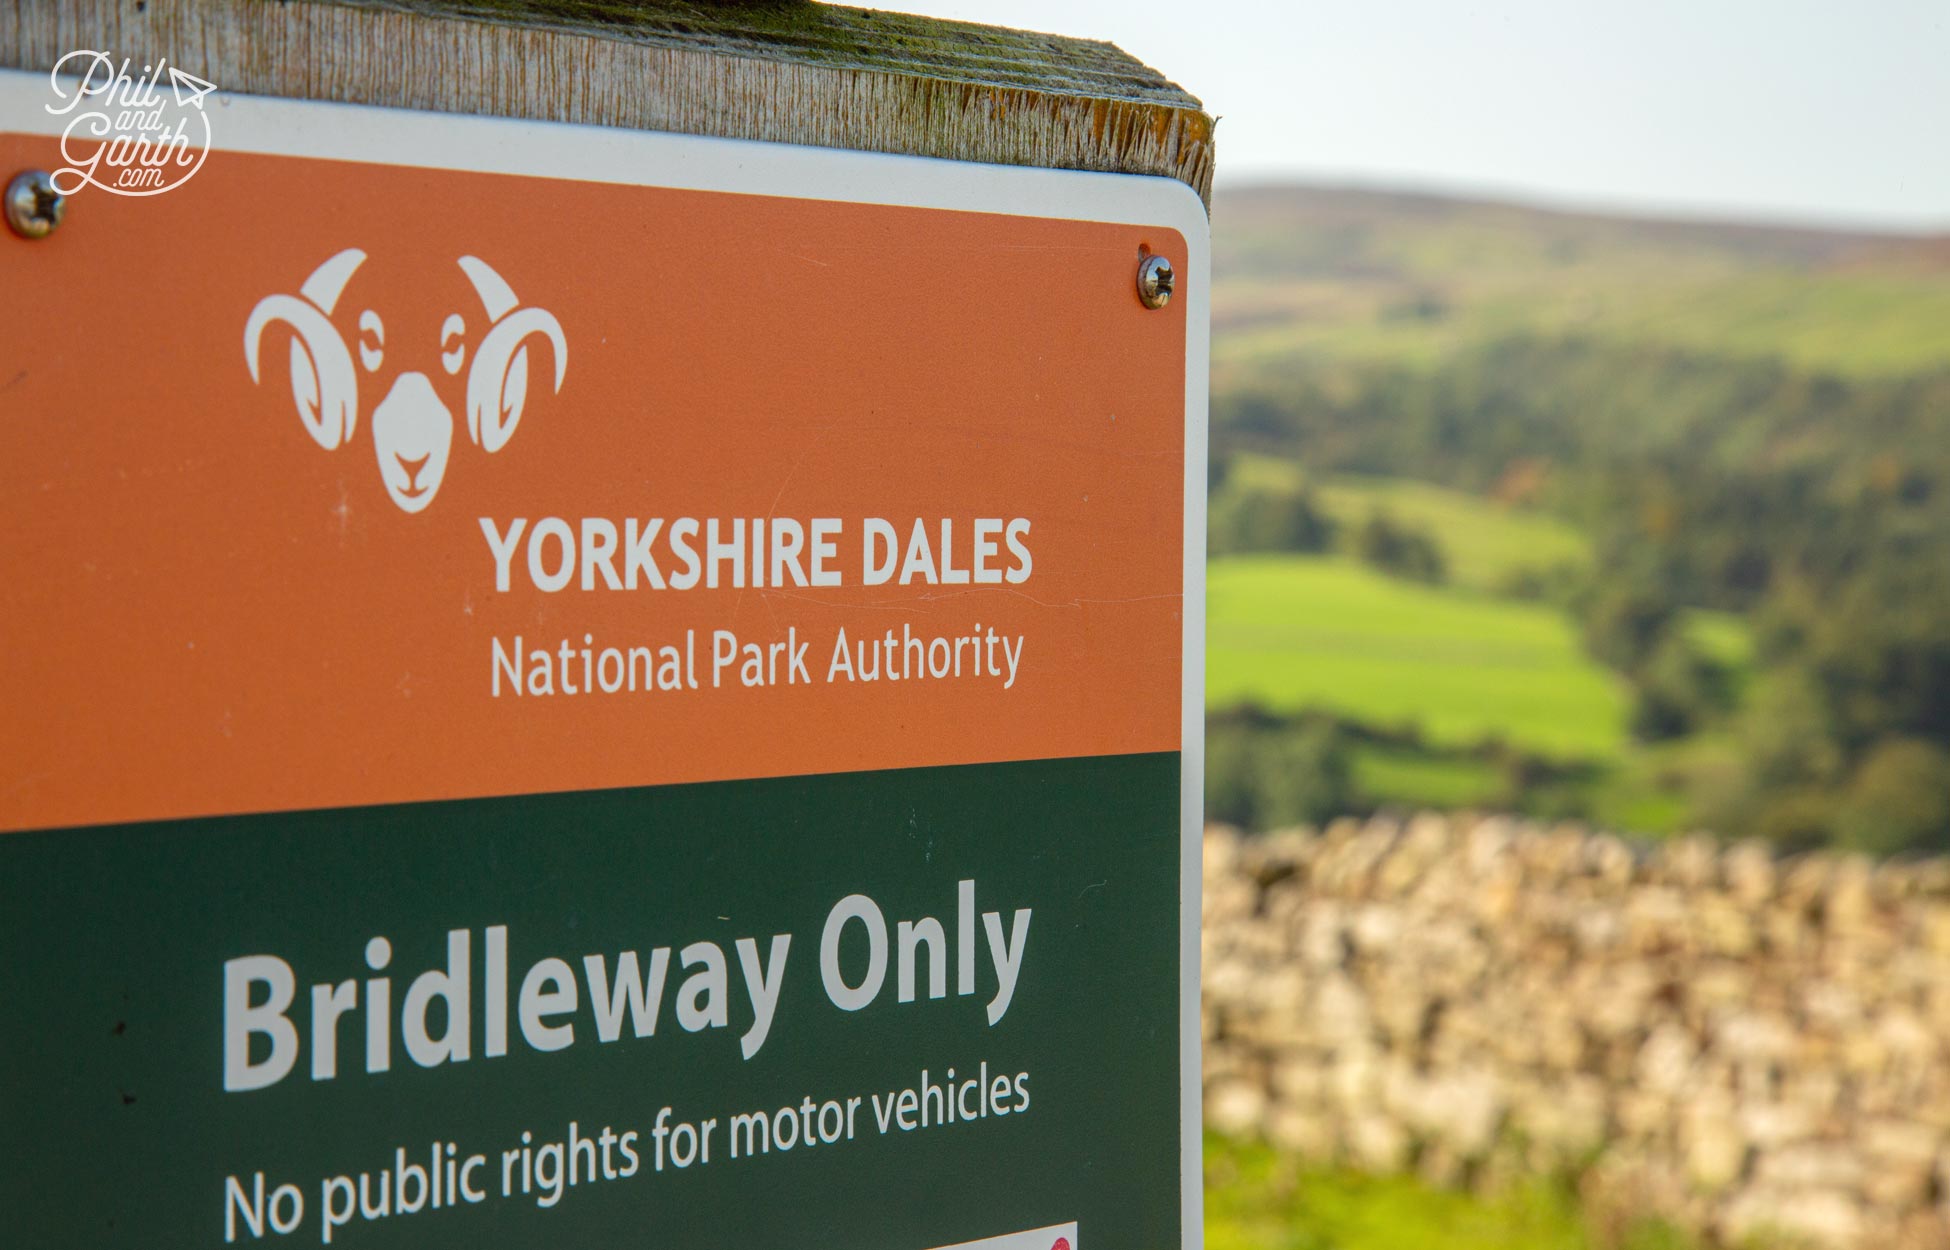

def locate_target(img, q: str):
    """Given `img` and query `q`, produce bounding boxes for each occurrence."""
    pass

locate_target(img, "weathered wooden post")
[0,3,1211,1246]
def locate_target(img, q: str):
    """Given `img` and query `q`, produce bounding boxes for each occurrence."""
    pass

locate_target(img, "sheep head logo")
[243,249,567,513]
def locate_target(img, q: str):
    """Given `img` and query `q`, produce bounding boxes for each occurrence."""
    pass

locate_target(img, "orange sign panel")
[0,134,1193,832]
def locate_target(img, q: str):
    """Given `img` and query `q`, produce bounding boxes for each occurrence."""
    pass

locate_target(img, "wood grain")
[2,0,1215,204]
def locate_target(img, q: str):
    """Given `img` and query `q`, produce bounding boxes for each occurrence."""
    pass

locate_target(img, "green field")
[1207,554,1629,760]
[1204,475,1758,832]
[1225,455,1591,593]
[1316,473,1590,592]
[1206,1136,1692,1250]
[1350,745,1504,810]
[1681,608,1754,674]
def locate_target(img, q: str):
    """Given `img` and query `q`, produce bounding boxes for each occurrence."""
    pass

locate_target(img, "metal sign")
[0,72,1207,1250]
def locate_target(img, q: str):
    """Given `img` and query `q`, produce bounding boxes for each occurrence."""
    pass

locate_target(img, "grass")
[1205,1135,1695,1250]
[1584,732,1750,837]
[1586,776,1692,837]
[1224,456,1591,593]
[1316,472,1591,592]
[1681,608,1755,673]
[1352,745,1504,810]
[1207,554,1630,761]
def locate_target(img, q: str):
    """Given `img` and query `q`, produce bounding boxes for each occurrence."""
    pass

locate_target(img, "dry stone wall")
[1201,815,1950,1248]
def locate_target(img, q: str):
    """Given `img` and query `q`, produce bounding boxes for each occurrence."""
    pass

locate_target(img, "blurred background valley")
[1204,182,1950,856]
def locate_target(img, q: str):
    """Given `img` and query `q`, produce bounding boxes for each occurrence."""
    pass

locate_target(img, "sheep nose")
[371,372,455,514]
[396,453,431,490]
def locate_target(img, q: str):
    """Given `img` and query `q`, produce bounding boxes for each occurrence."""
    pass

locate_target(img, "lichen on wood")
[1,0,1215,203]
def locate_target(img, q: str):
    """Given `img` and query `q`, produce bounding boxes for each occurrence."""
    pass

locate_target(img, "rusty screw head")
[6,170,65,240]
[1136,252,1175,309]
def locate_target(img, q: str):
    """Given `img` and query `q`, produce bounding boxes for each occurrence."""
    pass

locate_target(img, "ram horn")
[459,255,567,455]
[244,248,366,450]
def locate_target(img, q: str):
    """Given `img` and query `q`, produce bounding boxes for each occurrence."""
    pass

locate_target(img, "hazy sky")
[891,0,1949,231]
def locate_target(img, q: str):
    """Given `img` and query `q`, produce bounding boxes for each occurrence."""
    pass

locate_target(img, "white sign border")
[0,70,1210,1250]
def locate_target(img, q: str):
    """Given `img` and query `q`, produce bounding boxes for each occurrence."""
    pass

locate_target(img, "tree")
[1255,721,1355,829]
[1352,511,1446,583]
[1629,632,1733,742]
[1578,574,1675,674]
[1834,737,1950,856]
[1204,724,1262,828]
[1202,714,1356,831]
[1209,477,1335,556]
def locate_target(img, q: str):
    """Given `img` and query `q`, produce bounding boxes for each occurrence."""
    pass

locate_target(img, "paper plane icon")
[167,65,217,109]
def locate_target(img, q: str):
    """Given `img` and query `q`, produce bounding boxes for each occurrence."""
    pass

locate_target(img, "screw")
[6,170,65,240]
[1136,252,1175,309]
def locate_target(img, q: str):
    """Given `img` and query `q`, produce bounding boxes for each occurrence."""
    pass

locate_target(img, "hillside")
[1205,183,1950,849]
[1213,184,1950,378]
